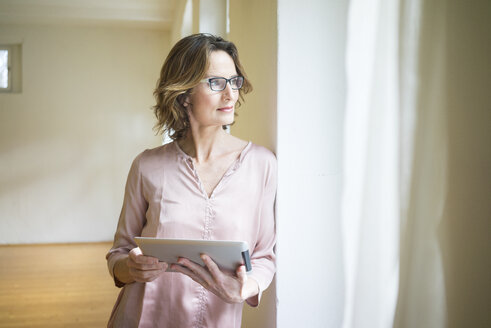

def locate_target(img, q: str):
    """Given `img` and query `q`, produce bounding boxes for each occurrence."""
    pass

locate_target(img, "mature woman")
[106,34,277,327]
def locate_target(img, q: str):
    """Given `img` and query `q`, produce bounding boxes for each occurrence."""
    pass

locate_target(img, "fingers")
[128,247,162,269]
[173,256,245,303]
[128,247,167,282]
[129,248,158,265]
[175,257,214,286]
[201,254,222,278]
[171,263,208,287]
[129,265,167,282]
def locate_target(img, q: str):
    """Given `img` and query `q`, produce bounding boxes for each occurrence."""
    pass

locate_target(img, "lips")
[217,106,234,112]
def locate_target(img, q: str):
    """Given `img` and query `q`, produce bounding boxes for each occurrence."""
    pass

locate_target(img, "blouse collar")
[173,140,252,165]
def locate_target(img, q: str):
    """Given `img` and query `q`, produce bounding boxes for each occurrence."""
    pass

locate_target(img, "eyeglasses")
[200,76,244,91]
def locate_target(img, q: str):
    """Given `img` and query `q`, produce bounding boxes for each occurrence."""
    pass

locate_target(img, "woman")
[106,34,277,327]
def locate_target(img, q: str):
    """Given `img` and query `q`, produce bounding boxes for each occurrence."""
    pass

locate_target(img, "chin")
[225,115,235,124]
[217,121,233,128]
[217,113,235,126]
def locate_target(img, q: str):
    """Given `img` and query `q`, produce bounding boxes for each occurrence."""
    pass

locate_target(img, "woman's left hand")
[171,254,258,304]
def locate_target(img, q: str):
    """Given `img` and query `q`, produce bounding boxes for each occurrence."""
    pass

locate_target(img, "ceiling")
[0,0,177,30]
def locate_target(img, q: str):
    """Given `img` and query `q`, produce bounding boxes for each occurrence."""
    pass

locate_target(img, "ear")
[179,93,191,108]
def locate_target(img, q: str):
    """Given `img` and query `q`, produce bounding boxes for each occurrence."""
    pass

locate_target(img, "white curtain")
[341,0,447,327]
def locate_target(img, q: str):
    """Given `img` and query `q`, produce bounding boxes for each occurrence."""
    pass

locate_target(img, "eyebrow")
[204,74,239,79]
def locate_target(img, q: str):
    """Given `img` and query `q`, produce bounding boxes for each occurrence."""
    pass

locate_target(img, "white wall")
[276,0,348,327]
[0,24,168,244]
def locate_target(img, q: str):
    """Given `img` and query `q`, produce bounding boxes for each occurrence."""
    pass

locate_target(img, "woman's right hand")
[125,247,167,283]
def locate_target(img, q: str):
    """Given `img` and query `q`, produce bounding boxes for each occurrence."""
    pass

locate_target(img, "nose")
[222,81,234,99]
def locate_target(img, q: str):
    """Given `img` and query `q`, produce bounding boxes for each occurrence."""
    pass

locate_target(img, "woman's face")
[185,50,240,130]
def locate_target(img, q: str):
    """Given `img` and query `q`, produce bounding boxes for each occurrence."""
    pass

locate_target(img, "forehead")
[206,50,237,77]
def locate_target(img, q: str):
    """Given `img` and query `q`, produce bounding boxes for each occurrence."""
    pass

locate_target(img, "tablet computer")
[134,237,252,273]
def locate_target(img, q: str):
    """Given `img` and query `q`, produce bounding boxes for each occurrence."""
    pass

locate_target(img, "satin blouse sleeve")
[106,152,148,287]
[246,152,277,306]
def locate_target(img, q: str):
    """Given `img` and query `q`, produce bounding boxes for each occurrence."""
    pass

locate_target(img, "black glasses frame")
[200,76,244,91]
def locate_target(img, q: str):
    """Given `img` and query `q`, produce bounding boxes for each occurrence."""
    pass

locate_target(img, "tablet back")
[134,237,251,272]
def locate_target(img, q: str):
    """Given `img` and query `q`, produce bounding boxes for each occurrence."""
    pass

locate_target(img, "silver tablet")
[134,237,252,273]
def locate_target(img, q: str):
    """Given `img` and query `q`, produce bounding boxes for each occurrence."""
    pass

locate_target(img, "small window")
[0,43,22,93]
[0,47,10,91]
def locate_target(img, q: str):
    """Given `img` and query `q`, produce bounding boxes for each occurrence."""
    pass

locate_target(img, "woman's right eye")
[210,79,223,88]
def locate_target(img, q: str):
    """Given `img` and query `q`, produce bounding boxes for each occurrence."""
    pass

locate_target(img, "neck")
[179,126,228,163]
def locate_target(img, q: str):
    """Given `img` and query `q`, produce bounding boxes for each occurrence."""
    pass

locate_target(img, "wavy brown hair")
[152,33,252,140]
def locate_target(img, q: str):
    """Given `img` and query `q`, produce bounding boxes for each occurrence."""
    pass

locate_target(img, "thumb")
[236,265,248,298]
[129,247,143,259]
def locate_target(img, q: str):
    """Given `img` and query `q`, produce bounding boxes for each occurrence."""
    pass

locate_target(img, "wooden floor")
[0,242,120,328]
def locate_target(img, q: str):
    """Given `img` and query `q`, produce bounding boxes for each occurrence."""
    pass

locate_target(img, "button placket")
[196,200,215,327]
[202,200,216,240]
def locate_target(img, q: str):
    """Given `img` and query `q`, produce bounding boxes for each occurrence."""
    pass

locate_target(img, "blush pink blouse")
[106,141,277,328]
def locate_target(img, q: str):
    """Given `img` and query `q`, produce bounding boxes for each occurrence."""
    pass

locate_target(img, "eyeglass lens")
[209,77,243,91]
